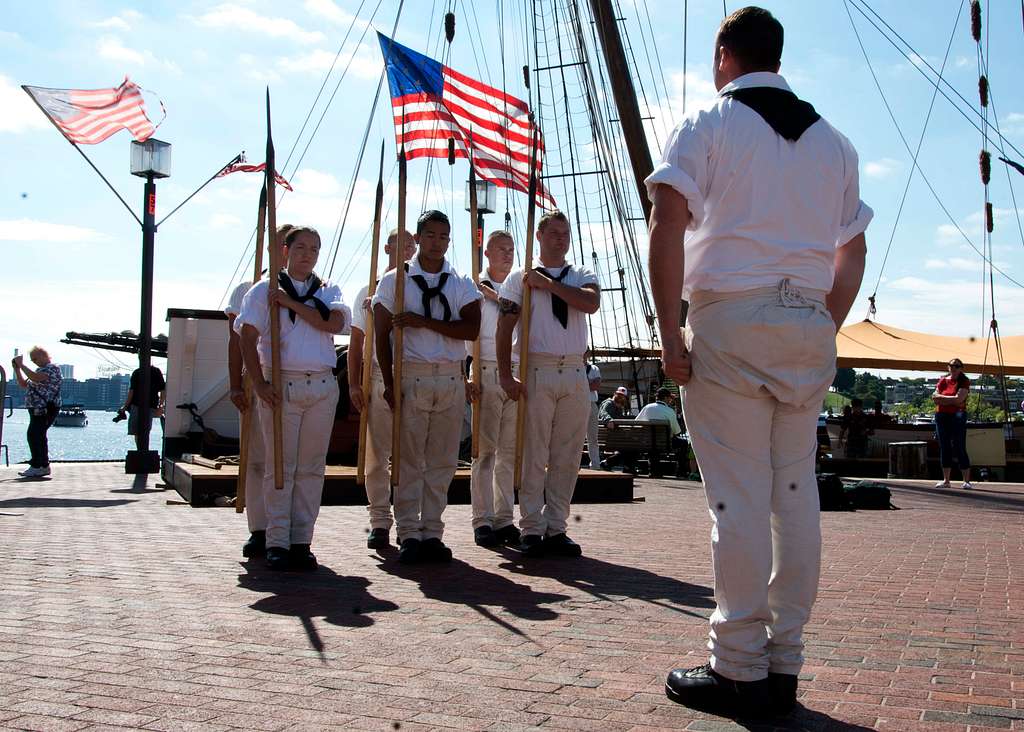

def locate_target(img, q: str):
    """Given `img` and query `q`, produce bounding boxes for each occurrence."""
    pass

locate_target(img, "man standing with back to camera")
[646,7,872,717]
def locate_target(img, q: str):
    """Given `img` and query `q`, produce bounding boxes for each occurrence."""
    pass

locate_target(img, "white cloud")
[278,49,338,74]
[237,53,282,84]
[879,276,1024,337]
[0,75,49,134]
[277,43,380,81]
[192,4,325,44]
[304,0,356,25]
[0,219,110,243]
[290,169,344,196]
[97,36,146,65]
[90,10,142,31]
[1001,112,1024,135]
[209,213,243,230]
[924,257,985,273]
[0,30,22,44]
[864,157,902,179]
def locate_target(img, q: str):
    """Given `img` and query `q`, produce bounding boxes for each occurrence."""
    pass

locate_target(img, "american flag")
[377,33,556,209]
[216,161,294,191]
[22,77,159,145]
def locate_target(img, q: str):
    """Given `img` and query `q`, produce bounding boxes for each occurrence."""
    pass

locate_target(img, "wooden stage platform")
[163,459,635,507]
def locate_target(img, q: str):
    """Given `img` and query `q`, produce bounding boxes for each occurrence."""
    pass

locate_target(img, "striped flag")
[22,77,159,145]
[377,33,556,209]
[215,161,294,191]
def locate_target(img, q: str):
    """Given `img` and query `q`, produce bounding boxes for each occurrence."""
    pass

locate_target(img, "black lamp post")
[465,178,497,267]
[126,138,171,474]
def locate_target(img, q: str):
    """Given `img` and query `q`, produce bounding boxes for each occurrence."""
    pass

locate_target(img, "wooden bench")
[598,420,675,477]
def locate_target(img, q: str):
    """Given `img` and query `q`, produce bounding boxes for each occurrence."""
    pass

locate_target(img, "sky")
[1,0,1022,380]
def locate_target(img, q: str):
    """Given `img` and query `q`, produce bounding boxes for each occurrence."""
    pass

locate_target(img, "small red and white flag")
[22,77,162,145]
[215,161,293,191]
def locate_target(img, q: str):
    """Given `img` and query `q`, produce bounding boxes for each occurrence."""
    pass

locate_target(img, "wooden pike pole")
[265,89,284,490]
[235,183,268,513]
[389,148,408,488]
[468,150,482,459]
[513,122,541,492]
[356,141,386,485]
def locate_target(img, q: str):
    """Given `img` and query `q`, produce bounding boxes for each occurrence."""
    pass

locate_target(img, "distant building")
[7,374,131,410]
[59,364,74,380]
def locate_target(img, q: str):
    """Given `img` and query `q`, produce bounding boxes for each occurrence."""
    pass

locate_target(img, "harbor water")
[1,409,164,465]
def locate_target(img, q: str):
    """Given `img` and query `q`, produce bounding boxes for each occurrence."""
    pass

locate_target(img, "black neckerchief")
[545,265,572,328]
[405,263,452,321]
[277,271,330,323]
[722,87,820,142]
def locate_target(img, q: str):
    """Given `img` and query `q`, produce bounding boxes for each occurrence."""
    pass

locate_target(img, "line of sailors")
[226,209,601,571]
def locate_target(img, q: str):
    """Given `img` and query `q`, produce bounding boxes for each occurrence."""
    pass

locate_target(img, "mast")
[588,0,654,224]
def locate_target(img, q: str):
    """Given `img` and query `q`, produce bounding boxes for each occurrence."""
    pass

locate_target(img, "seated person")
[598,387,634,472]
[635,386,688,477]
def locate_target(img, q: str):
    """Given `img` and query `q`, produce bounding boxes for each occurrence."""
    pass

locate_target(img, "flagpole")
[513,120,541,493]
[157,152,244,227]
[390,147,408,488]
[265,89,285,491]
[357,141,386,485]
[21,86,142,226]
[236,183,268,514]
[468,148,482,459]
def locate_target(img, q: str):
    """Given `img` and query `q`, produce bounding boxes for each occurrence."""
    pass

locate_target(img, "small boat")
[54,404,88,428]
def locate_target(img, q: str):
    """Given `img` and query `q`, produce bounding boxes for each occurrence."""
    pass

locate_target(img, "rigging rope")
[865,0,963,315]
[842,0,1024,291]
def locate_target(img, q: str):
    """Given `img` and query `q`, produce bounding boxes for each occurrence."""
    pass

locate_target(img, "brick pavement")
[0,463,1021,732]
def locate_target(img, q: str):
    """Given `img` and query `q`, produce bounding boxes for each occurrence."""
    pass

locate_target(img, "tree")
[832,367,855,394]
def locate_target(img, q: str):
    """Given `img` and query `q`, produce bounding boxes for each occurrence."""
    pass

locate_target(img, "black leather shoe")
[367,527,390,549]
[665,664,771,718]
[543,533,582,557]
[289,544,318,571]
[768,672,798,715]
[420,537,453,562]
[398,538,421,564]
[474,526,498,547]
[265,546,290,571]
[242,530,266,558]
[493,524,521,546]
[518,534,546,557]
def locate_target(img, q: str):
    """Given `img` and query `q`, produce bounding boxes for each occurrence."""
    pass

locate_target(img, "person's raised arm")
[648,183,692,384]
[523,272,600,314]
[827,233,867,330]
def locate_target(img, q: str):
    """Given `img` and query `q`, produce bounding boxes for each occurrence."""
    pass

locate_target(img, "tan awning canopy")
[836,320,1024,375]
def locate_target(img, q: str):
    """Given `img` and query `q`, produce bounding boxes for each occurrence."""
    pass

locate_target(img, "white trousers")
[259,369,339,550]
[240,399,266,532]
[519,355,590,537]
[394,362,464,543]
[363,369,394,530]
[470,362,517,530]
[585,401,601,466]
[682,281,835,682]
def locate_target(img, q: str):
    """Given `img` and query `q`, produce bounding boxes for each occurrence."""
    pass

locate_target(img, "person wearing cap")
[236,226,351,572]
[496,209,601,558]
[584,362,602,467]
[347,227,416,550]
[466,230,521,548]
[225,223,294,559]
[635,386,689,478]
[597,386,635,473]
[645,7,871,715]
[373,210,482,564]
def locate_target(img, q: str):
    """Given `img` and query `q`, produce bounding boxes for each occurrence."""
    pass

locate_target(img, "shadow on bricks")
[0,496,138,508]
[377,557,572,639]
[498,553,715,619]
[701,705,877,731]
[237,563,399,656]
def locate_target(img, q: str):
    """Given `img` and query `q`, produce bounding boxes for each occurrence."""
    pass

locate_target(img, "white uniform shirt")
[586,363,601,402]
[350,283,377,368]
[499,262,598,357]
[636,400,682,437]
[225,280,254,317]
[645,72,873,299]
[373,256,482,363]
[234,274,350,372]
[469,268,516,363]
